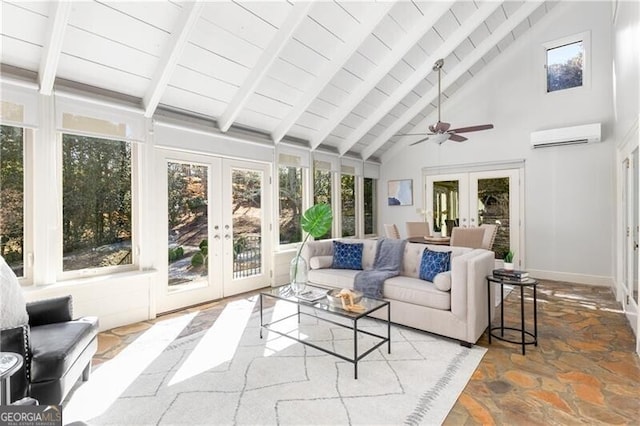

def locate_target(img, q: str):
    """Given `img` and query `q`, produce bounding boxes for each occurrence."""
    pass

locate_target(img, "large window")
[279,165,303,245]
[363,177,377,235]
[62,134,132,272]
[0,125,24,277]
[313,167,332,239]
[341,173,356,237]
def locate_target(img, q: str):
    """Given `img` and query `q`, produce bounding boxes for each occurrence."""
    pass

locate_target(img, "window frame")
[542,31,591,95]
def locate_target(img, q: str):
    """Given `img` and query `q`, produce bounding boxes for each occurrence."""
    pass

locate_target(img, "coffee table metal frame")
[259,284,391,379]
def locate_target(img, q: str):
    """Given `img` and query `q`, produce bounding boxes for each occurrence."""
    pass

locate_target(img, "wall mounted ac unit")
[530,123,602,148]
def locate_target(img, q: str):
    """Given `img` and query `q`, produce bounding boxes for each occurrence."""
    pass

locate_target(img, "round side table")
[486,275,538,355]
[0,352,24,405]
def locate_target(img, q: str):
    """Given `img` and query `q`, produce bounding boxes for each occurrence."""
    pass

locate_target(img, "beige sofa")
[301,239,495,346]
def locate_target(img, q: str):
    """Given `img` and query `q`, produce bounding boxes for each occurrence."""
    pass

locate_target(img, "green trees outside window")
[279,165,302,244]
[0,125,24,276]
[62,134,132,271]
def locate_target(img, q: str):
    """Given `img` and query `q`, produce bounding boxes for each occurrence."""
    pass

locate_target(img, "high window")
[62,134,133,273]
[0,125,25,277]
[543,32,590,93]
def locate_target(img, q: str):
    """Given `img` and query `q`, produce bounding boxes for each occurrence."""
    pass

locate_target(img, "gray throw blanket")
[354,238,406,298]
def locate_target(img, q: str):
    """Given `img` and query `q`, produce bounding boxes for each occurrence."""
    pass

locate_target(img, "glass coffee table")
[259,284,390,379]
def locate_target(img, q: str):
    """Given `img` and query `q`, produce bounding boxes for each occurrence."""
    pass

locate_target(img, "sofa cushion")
[433,271,452,291]
[309,255,333,269]
[384,276,451,310]
[332,241,363,270]
[419,249,451,281]
[29,317,99,382]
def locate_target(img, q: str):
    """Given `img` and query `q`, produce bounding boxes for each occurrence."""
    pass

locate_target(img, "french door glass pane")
[433,180,459,234]
[167,162,208,289]
[0,125,24,277]
[341,174,355,237]
[62,134,132,272]
[477,177,510,259]
[232,168,262,278]
[314,169,332,239]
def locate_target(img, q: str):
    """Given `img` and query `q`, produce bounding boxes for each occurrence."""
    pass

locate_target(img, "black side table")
[1,352,24,405]
[486,275,538,355]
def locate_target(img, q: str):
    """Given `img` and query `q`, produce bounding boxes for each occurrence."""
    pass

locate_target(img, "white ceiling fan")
[400,59,494,146]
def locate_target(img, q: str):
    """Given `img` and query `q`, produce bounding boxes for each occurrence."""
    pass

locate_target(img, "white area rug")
[64,300,486,425]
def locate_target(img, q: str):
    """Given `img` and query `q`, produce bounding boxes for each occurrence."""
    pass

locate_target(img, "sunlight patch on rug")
[63,311,198,424]
[169,297,256,386]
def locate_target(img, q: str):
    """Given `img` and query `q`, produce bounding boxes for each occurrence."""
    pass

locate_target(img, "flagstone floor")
[93,280,640,425]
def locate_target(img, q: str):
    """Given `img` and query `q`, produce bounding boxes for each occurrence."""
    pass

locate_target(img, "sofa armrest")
[27,296,73,327]
[464,250,495,343]
[0,325,30,401]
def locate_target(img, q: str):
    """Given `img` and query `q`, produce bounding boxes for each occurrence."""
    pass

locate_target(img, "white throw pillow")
[309,256,333,270]
[0,256,29,329]
[433,271,452,292]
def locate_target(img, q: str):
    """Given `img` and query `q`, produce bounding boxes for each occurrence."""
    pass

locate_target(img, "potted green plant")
[290,203,333,292]
[504,250,514,270]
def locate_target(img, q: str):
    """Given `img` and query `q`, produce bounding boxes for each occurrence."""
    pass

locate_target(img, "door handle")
[214,235,221,240]
[225,234,231,240]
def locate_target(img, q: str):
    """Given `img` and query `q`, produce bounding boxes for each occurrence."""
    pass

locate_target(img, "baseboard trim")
[527,269,614,287]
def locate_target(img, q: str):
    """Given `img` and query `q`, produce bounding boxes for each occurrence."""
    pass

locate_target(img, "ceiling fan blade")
[449,124,494,134]
[449,134,468,142]
[435,121,451,132]
[409,136,431,146]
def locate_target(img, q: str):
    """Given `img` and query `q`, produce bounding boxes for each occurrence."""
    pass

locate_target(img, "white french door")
[156,150,271,313]
[425,168,522,265]
[622,149,639,337]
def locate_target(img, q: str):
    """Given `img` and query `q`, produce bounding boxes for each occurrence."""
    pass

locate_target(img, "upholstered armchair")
[1,255,100,405]
[1,295,99,405]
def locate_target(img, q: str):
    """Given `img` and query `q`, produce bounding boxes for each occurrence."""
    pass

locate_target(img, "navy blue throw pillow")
[332,241,364,270]
[419,249,451,282]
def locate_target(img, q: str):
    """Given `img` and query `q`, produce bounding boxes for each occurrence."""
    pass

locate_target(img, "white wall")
[379,1,616,285]
[612,0,640,140]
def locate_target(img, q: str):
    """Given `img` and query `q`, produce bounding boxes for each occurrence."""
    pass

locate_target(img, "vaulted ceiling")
[0,0,558,161]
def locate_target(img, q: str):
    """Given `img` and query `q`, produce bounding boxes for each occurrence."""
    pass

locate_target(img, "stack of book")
[493,268,530,281]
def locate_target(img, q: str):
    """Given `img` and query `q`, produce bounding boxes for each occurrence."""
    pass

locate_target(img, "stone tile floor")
[93,280,640,424]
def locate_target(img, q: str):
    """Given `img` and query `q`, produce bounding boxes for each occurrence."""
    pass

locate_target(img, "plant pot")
[503,262,514,271]
[289,255,308,294]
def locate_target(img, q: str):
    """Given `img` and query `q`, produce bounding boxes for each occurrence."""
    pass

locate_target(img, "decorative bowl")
[326,289,363,308]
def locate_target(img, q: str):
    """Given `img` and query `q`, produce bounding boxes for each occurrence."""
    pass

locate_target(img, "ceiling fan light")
[432,133,450,145]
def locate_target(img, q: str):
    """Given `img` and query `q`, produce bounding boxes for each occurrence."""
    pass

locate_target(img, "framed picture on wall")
[388,179,413,206]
